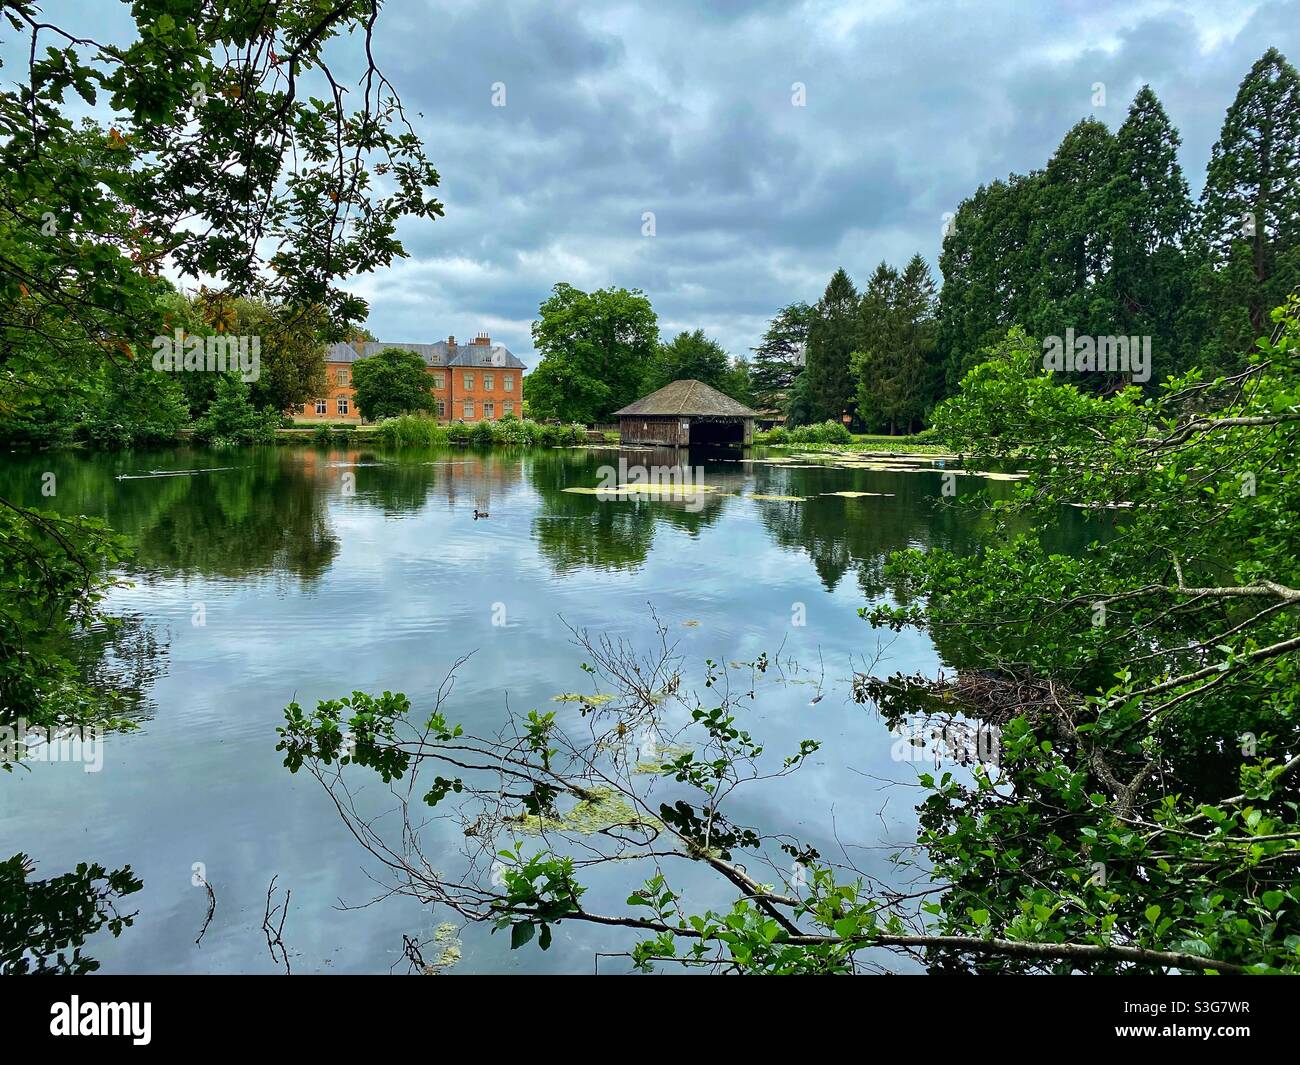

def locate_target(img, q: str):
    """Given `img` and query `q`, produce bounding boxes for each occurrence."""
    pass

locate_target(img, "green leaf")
[510,922,535,950]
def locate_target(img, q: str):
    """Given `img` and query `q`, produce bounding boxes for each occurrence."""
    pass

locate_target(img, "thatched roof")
[615,379,758,419]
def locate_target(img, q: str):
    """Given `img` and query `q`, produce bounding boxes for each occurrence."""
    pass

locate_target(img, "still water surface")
[0,444,1082,973]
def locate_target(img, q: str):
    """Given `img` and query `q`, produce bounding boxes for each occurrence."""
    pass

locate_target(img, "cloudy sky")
[22,1,1300,365]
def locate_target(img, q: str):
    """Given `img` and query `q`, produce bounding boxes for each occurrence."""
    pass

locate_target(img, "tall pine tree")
[1028,118,1118,341]
[1109,86,1197,381]
[801,268,858,424]
[1200,47,1300,362]
[936,172,1042,391]
[852,256,937,433]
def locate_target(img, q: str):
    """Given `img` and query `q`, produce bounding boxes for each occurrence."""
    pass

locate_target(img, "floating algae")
[420,923,462,974]
[505,787,657,835]
[820,490,895,498]
[749,493,806,502]
[552,692,615,707]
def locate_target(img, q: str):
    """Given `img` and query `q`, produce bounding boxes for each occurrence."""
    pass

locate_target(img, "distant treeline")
[749,47,1300,433]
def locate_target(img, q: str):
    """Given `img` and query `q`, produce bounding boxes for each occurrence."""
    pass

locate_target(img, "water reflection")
[0,443,1093,975]
[3,442,1089,604]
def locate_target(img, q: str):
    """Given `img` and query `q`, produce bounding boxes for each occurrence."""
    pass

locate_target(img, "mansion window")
[503,375,514,392]
[483,373,494,391]
[463,372,475,390]
[315,399,327,415]
[336,395,349,415]
[433,372,445,389]
[335,368,349,385]
[483,401,494,419]
[436,399,446,417]
[462,401,475,420]
[503,401,514,416]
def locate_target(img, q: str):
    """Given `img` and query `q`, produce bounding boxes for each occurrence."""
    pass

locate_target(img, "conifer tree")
[750,301,814,414]
[1200,48,1300,354]
[1109,86,1197,380]
[801,268,859,424]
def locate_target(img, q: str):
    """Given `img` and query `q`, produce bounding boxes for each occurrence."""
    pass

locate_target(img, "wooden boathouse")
[614,379,758,447]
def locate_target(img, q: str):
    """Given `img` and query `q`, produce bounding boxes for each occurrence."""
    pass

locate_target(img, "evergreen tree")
[852,256,937,433]
[1200,48,1300,356]
[1109,86,1198,381]
[750,301,814,413]
[801,268,858,424]
[936,172,1042,391]
[1027,118,1118,341]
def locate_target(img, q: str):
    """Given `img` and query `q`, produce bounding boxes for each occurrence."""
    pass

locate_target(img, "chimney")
[447,335,456,348]
[473,332,490,345]
[352,336,365,355]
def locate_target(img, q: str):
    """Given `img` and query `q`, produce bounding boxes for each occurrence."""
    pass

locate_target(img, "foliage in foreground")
[866,299,1300,972]
[0,853,141,974]
[0,0,439,737]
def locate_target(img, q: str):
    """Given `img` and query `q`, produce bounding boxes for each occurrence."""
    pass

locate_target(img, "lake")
[0,443,1084,973]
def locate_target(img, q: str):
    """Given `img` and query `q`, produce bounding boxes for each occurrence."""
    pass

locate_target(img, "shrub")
[192,376,280,446]
[787,419,852,445]
[313,424,335,446]
[374,414,448,447]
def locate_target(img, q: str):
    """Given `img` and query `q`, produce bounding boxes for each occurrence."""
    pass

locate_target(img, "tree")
[233,297,329,415]
[853,256,937,433]
[722,356,756,408]
[1200,48,1300,357]
[0,0,441,738]
[750,301,814,413]
[350,348,434,422]
[936,172,1043,392]
[1108,86,1198,381]
[801,269,858,424]
[192,375,280,445]
[645,329,731,393]
[1026,119,1118,343]
[526,284,659,423]
[81,357,189,449]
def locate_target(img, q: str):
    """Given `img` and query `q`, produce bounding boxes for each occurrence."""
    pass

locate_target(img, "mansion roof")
[325,340,525,370]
